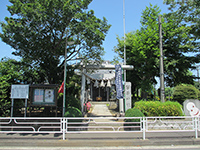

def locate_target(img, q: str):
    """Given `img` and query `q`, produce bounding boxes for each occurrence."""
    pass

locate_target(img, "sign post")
[11,85,29,117]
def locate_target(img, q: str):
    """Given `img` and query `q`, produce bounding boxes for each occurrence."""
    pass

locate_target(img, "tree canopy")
[0,58,22,116]
[163,0,200,86]
[114,3,200,96]
[164,0,200,41]
[0,0,111,84]
[114,5,160,92]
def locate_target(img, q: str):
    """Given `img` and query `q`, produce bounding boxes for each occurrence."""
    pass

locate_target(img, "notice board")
[11,84,29,99]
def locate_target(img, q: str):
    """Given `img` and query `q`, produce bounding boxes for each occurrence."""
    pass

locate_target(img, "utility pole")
[159,15,165,103]
[63,38,68,117]
[196,65,200,89]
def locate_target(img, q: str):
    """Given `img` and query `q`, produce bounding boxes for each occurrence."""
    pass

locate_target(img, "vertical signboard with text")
[115,64,124,99]
[125,82,132,111]
[10,84,29,117]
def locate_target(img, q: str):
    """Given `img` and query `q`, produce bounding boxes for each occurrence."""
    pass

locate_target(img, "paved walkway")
[89,102,114,117]
[86,102,123,131]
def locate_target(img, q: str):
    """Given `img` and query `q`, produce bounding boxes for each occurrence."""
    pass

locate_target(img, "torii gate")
[80,64,134,113]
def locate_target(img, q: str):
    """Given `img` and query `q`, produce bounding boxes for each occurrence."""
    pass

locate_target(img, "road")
[1,146,200,150]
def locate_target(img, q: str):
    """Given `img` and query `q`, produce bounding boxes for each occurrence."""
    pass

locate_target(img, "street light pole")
[123,0,126,75]
[197,67,199,84]
[123,0,126,112]
[159,15,165,103]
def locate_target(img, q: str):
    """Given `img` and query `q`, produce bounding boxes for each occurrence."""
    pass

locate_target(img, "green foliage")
[0,58,23,117]
[64,106,83,122]
[16,58,46,84]
[57,65,81,110]
[57,93,81,111]
[165,87,174,96]
[134,100,184,116]
[114,3,200,96]
[114,4,160,93]
[64,106,82,117]
[163,0,200,86]
[194,81,200,91]
[125,108,145,123]
[0,76,11,117]
[0,57,43,117]
[165,87,174,100]
[164,0,200,41]
[163,12,198,87]
[173,84,200,104]
[66,95,81,110]
[0,0,111,84]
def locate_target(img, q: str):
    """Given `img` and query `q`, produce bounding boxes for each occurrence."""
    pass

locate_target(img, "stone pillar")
[119,98,124,113]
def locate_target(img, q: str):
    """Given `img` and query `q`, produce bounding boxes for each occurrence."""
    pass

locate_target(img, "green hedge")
[173,84,199,104]
[125,108,144,123]
[134,100,184,116]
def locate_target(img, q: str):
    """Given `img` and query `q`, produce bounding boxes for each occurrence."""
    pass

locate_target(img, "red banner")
[58,82,64,93]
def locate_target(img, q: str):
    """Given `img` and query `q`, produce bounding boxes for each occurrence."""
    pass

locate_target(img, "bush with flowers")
[134,100,184,116]
[84,101,92,112]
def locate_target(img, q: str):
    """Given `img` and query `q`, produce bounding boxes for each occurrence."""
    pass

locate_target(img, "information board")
[44,89,54,102]
[31,85,57,106]
[34,89,44,102]
[11,85,29,99]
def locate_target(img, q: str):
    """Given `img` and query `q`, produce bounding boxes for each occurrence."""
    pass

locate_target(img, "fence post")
[66,118,68,133]
[142,117,146,140]
[195,117,198,139]
[62,118,66,140]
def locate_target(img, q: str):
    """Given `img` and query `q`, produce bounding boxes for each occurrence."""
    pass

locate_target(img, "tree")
[165,87,174,100]
[0,0,111,84]
[164,0,200,41]
[0,58,22,116]
[173,84,200,104]
[114,4,160,95]
[162,4,200,86]
[114,4,200,98]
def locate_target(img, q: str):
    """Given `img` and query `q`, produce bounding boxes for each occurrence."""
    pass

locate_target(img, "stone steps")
[86,102,124,131]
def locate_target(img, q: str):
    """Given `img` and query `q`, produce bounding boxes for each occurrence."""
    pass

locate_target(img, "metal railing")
[0,116,199,140]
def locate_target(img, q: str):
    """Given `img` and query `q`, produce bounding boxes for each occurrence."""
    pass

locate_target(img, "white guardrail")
[0,116,199,140]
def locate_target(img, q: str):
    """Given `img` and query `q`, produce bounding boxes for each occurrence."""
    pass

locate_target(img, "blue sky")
[0,0,169,61]
[88,0,169,61]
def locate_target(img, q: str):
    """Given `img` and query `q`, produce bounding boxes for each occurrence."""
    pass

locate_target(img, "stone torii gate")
[80,64,134,113]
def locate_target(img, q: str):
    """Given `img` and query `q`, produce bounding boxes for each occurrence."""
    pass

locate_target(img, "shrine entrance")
[80,61,133,113]
[90,79,113,102]
[93,86,107,101]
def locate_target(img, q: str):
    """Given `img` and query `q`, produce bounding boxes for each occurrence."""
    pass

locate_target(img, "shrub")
[67,95,81,110]
[173,84,199,104]
[125,108,145,123]
[134,100,183,116]
[64,106,82,122]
